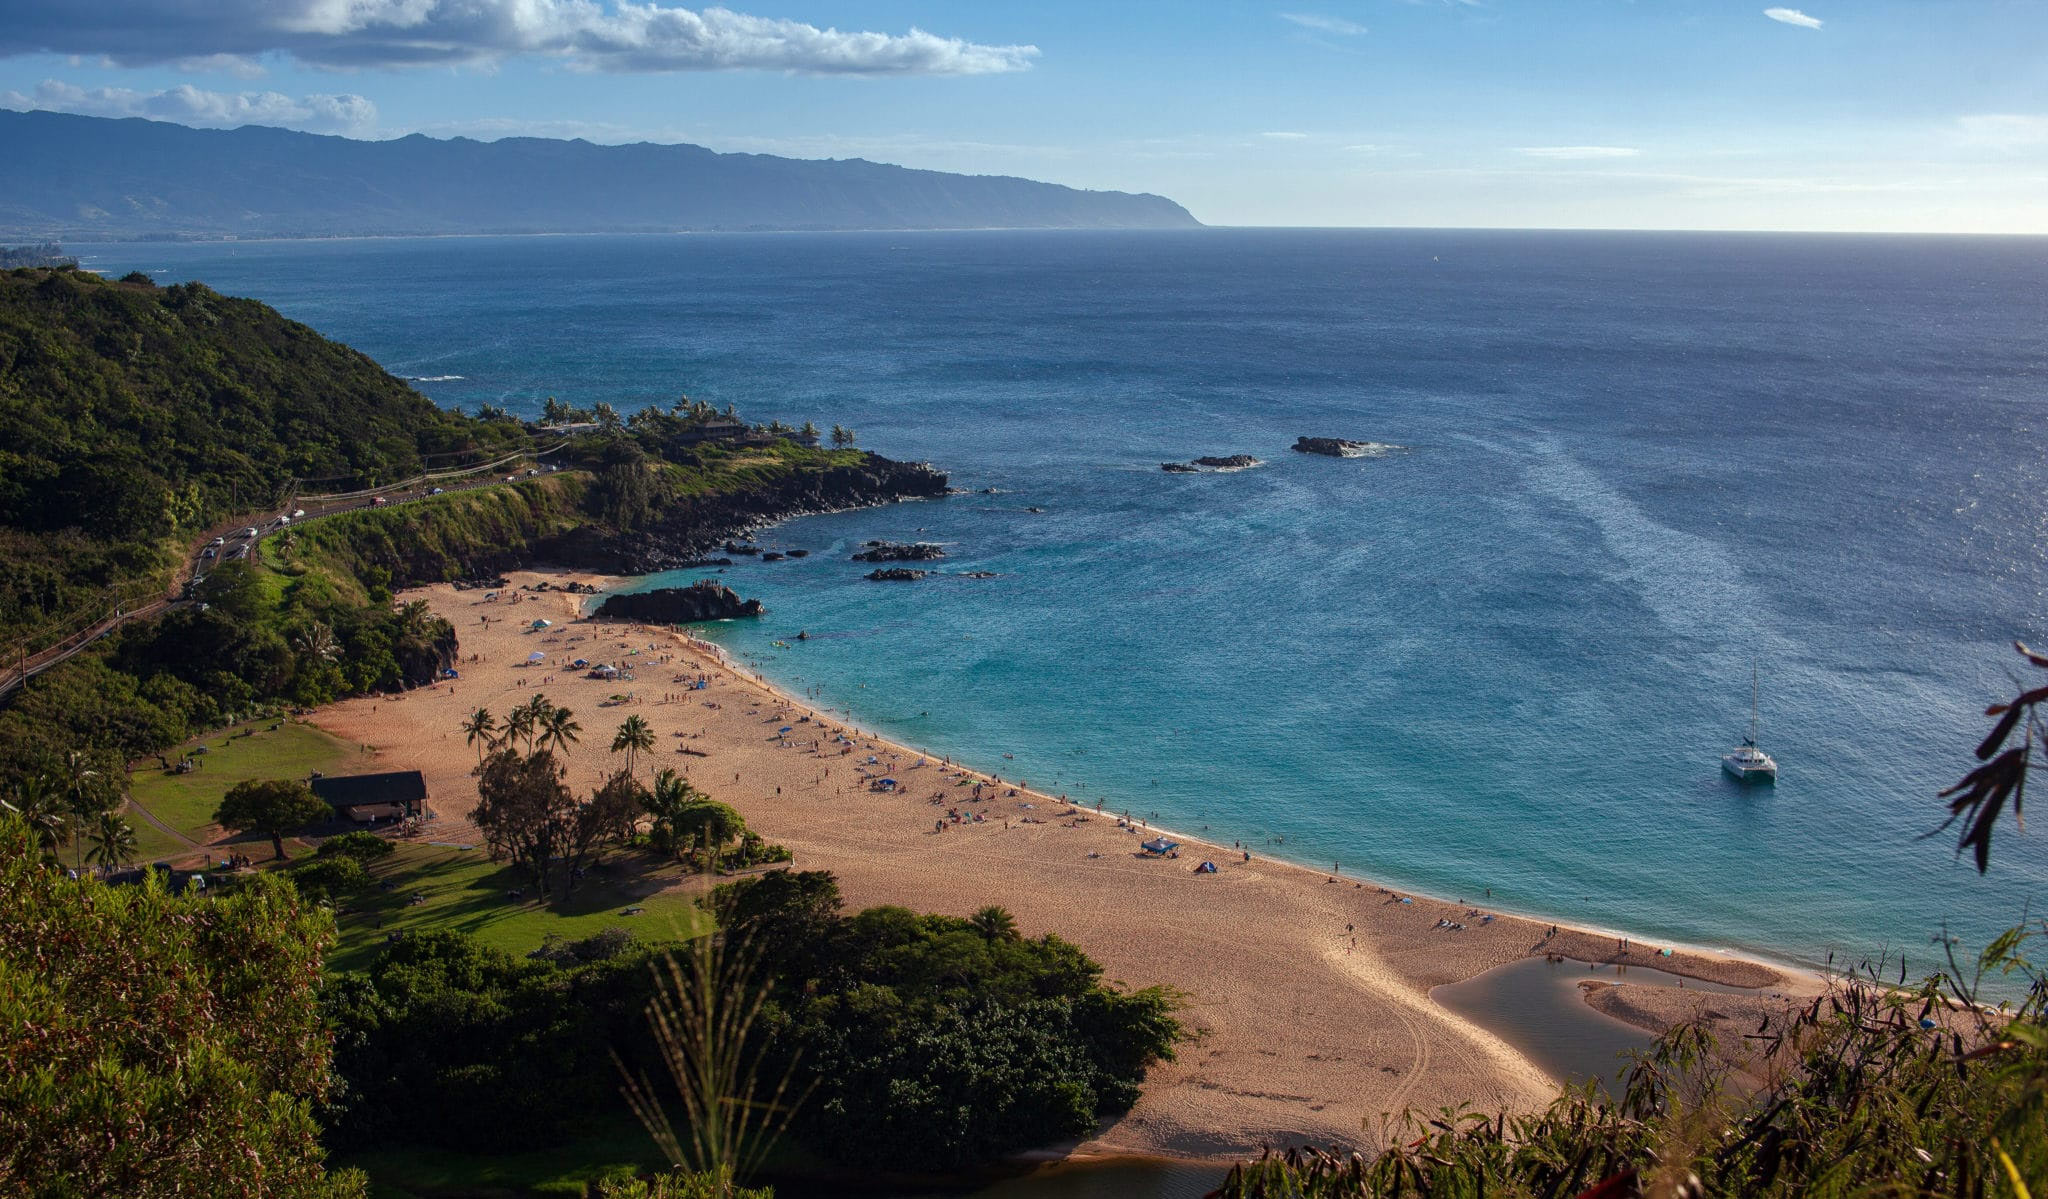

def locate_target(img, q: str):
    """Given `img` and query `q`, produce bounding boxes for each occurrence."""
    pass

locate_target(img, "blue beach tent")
[1140,838,1179,856]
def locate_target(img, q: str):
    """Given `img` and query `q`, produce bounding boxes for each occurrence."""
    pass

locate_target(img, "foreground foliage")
[319,869,1181,1178]
[0,816,364,1198]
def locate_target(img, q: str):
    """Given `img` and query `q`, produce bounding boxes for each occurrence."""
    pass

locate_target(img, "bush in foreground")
[0,815,364,1198]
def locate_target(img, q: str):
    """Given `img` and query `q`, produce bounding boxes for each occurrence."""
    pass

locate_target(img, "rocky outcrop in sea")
[853,541,947,563]
[1292,437,1398,458]
[594,582,763,623]
[865,568,928,582]
[1162,454,1261,472]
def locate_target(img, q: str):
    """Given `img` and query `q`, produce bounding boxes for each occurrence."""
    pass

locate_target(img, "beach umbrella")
[527,651,546,663]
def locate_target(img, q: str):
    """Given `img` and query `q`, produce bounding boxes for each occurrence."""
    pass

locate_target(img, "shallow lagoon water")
[1432,957,1761,1095]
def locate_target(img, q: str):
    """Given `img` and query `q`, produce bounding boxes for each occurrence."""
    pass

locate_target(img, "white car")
[210,536,225,547]
[239,527,258,538]
[291,509,306,518]
[430,486,446,495]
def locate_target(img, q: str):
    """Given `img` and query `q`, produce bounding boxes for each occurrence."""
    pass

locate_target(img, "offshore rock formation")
[594,582,762,623]
[865,568,928,582]
[1292,437,1396,458]
[554,453,949,574]
[1162,454,1261,472]
[852,541,947,563]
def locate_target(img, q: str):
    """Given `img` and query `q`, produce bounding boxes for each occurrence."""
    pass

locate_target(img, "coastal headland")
[313,568,1812,1163]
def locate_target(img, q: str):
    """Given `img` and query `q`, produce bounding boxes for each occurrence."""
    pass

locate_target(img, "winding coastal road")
[0,443,568,700]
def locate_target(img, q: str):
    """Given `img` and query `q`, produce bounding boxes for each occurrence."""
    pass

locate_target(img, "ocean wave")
[408,374,466,382]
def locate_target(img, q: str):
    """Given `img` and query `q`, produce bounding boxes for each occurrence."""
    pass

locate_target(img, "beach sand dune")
[315,571,1799,1161]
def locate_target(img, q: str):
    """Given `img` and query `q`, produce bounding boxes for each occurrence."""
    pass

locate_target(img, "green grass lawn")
[125,719,370,860]
[327,841,711,973]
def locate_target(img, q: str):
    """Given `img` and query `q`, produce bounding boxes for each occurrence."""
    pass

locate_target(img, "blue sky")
[3,1,2044,231]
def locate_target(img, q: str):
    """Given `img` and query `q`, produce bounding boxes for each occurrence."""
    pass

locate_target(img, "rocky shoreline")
[547,453,948,574]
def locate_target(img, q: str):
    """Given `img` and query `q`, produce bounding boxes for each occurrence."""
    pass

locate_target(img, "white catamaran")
[1722,664,1778,784]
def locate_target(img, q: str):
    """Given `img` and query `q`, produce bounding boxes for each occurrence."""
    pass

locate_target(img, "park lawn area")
[125,719,370,860]
[327,841,711,973]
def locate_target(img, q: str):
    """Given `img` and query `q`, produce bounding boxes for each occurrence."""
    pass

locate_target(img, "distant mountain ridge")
[0,110,1200,239]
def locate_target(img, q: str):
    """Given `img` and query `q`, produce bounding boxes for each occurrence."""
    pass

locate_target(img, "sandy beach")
[314,569,1812,1162]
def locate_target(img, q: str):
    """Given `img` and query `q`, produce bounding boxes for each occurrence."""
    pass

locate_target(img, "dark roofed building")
[311,770,427,823]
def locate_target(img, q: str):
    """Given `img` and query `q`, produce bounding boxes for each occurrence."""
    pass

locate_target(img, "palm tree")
[611,715,655,777]
[969,905,1019,942]
[294,621,339,663]
[539,705,582,757]
[62,750,105,870]
[395,600,433,638]
[4,774,68,861]
[461,707,499,764]
[275,526,299,563]
[85,812,138,873]
[501,702,537,753]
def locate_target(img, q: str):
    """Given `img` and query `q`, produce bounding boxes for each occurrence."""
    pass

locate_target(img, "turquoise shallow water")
[75,230,2048,981]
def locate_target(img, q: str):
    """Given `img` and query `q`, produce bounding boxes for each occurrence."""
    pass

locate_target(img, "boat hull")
[1722,757,1777,784]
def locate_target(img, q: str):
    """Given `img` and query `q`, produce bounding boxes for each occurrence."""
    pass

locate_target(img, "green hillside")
[0,266,528,644]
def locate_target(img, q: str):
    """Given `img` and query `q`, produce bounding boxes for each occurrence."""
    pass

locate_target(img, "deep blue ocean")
[76,230,2048,978]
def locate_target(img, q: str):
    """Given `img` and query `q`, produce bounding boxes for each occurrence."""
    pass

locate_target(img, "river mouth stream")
[1432,956,1761,1095]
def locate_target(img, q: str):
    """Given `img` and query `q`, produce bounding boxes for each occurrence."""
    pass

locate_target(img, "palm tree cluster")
[462,694,582,762]
[1,752,138,873]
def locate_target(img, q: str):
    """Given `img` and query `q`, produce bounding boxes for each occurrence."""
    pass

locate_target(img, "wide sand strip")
[315,570,1800,1162]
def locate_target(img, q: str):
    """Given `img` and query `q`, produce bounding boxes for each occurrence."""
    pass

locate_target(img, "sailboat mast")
[1750,663,1760,744]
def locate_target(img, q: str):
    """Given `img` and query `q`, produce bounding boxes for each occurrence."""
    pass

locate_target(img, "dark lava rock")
[725,541,761,555]
[853,541,947,563]
[1163,455,1260,472]
[594,582,763,623]
[961,571,1000,579]
[761,552,786,561]
[865,568,928,582]
[786,549,810,558]
[1292,436,1381,458]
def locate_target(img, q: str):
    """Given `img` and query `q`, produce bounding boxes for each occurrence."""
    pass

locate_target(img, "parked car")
[239,527,258,538]
[371,496,388,507]
[201,547,216,560]
[291,508,306,518]
[210,535,225,547]
[430,486,445,495]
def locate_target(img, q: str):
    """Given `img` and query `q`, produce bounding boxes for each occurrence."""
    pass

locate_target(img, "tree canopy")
[0,815,364,1198]
[215,778,332,860]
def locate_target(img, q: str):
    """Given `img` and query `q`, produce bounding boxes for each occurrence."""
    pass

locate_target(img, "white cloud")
[1280,13,1368,36]
[1514,145,1641,160]
[1763,8,1823,29]
[173,53,268,78]
[0,78,377,134]
[1263,131,1311,140]
[0,2,1037,76]
[1955,114,2048,150]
